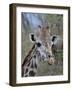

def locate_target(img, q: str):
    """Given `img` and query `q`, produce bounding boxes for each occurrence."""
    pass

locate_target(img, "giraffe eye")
[36,42,41,47]
[48,55,51,58]
[38,25,41,29]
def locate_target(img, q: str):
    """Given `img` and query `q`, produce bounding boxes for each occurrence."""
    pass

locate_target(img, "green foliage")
[47,14,63,36]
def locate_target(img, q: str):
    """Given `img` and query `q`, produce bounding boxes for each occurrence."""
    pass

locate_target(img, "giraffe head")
[29,30,55,65]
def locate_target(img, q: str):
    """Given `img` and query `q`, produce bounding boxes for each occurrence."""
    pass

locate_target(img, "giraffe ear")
[29,33,36,43]
[52,35,57,42]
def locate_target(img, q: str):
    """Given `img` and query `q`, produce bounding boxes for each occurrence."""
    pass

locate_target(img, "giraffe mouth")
[48,58,55,65]
[46,55,55,65]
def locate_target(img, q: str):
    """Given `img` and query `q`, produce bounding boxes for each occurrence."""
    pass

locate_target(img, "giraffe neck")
[23,56,37,77]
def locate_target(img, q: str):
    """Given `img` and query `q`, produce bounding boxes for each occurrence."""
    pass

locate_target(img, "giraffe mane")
[22,44,35,67]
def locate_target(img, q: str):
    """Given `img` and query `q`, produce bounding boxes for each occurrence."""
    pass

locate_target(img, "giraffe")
[22,24,55,77]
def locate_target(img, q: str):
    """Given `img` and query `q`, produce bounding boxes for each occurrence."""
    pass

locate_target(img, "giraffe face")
[35,40,47,61]
[29,33,55,64]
